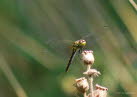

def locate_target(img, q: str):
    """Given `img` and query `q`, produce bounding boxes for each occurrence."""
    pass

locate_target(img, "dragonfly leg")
[78,48,83,54]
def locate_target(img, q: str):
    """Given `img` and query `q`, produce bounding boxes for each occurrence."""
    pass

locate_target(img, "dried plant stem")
[89,77,94,97]
[87,65,91,71]
[75,50,108,97]
[83,92,87,97]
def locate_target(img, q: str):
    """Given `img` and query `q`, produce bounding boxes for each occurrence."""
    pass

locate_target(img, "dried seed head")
[83,69,101,77]
[74,77,89,93]
[81,50,94,65]
[95,84,108,91]
[94,84,108,97]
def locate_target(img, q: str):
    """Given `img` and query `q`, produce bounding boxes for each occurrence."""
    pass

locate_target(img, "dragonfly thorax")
[65,39,86,72]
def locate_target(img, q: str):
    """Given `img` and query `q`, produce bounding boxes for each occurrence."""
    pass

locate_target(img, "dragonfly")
[65,39,86,72]
[44,32,106,72]
[64,32,106,72]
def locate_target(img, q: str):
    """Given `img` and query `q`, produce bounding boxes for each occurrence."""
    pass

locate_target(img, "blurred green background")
[0,0,137,97]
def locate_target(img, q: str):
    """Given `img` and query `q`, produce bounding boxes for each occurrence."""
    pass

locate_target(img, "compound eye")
[79,39,86,46]
[80,39,86,43]
[82,40,86,43]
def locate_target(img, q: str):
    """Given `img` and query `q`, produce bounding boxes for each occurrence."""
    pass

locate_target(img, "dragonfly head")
[79,39,86,47]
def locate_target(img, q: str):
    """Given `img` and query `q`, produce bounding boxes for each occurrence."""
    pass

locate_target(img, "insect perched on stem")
[65,39,86,72]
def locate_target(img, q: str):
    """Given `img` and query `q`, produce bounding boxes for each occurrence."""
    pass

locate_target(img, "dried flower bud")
[83,69,101,77]
[94,84,108,97]
[81,50,94,65]
[74,77,89,93]
[95,84,108,91]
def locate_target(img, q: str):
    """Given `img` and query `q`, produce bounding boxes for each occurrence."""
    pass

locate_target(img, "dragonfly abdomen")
[65,49,77,72]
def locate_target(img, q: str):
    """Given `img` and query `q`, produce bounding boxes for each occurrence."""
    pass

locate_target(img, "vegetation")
[0,0,137,97]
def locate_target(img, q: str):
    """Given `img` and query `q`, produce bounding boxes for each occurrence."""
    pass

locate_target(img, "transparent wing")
[80,32,106,49]
[43,32,105,56]
[44,38,74,57]
[41,31,106,72]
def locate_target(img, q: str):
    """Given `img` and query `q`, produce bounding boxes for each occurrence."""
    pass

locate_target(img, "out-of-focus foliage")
[0,0,137,97]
